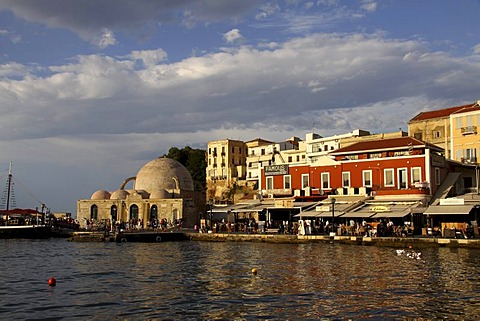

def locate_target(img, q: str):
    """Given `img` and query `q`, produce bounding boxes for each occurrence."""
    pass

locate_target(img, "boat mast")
[5,161,12,225]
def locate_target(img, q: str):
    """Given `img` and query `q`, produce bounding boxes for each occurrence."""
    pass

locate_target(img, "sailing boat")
[0,161,51,239]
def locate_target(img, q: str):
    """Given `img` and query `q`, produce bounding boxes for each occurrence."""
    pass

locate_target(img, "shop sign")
[439,198,464,205]
[370,206,391,212]
[264,164,289,176]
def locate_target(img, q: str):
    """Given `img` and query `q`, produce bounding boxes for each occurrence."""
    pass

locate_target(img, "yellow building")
[450,102,480,164]
[206,139,247,200]
[408,101,480,162]
[77,157,203,228]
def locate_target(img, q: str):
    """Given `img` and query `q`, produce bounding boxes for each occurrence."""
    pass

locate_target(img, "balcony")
[461,126,477,135]
[461,157,477,164]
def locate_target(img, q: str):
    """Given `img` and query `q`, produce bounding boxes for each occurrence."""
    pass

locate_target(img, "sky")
[0,0,480,214]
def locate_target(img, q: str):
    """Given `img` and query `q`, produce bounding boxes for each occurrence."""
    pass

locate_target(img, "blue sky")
[0,0,479,214]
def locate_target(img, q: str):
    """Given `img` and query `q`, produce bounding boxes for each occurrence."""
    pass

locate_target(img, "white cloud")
[223,28,243,43]
[473,43,480,55]
[360,1,378,13]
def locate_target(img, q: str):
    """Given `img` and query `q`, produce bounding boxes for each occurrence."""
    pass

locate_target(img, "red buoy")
[48,277,56,286]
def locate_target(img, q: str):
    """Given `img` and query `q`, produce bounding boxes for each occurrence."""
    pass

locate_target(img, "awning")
[343,202,418,219]
[370,211,412,218]
[294,202,354,218]
[430,172,461,205]
[424,205,474,215]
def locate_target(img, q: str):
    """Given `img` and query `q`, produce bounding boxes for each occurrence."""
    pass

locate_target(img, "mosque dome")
[91,190,111,200]
[150,189,171,199]
[135,157,194,193]
[110,189,130,200]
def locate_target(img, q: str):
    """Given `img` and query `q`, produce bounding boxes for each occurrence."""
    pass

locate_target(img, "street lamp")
[330,197,336,235]
[209,199,213,231]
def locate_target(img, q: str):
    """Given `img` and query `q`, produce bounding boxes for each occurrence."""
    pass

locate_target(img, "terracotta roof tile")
[332,136,441,154]
[409,103,477,122]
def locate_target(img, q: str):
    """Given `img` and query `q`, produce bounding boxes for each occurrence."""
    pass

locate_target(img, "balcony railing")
[461,126,477,135]
[461,157,477,164]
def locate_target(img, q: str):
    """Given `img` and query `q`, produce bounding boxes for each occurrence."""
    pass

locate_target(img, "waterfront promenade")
[70,229,480,248]
[184,231,480,248]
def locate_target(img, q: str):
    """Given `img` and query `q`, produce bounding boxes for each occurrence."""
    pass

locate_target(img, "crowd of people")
[85,217,184,234]
[203,217,416,237]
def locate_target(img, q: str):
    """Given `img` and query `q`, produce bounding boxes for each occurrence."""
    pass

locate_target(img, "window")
[261,149,265,155]
[455,117,462,129]
[130,204,139,220]
[342,172,350,188]
[398,168,407,189]
[363,170,372,187]
[150,205,158,222]
[456,149,462,161]
[296,155,300,162]
[302,174,309,188]
[384,169,394,187]
[266,176,273,190]
[110,205,117,222]
[90,205,98,220]
[413,132,422,140]
[321,172,330,189]
[465,148,477,162]
[467,115,473,126]
[288,156,292,163]
[284,175,291,189]
[433,131,441,138]
[411,167,421,184]
[435,168,441,185]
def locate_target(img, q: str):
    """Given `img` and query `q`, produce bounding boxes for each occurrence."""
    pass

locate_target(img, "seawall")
[184,232,480,248]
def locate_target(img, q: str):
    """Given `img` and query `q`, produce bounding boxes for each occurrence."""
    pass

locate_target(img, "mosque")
[76,157,204,229]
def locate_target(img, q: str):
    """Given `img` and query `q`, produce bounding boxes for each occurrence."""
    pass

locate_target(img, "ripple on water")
[2,240,480,320]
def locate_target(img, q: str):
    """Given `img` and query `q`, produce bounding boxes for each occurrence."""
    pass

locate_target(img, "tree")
[163,146,206,191]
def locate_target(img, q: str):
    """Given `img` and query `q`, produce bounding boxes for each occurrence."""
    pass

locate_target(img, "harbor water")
[1,239,480,320]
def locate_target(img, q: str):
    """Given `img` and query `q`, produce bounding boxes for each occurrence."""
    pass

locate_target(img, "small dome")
[135,157,194,192]
[110,189,130,200]
[91,190,111,200]
[150,189,171,199]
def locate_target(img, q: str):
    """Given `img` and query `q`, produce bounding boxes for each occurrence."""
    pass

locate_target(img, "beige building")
[77,157,203,228]
[206,139,247,201]
[450,102,480,164]
[408,101,480,162]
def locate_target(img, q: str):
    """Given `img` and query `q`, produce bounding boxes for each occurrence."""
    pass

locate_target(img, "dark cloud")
[0,0,260,45]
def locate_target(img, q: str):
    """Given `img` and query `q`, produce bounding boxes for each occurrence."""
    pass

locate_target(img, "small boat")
[0,161,52,239]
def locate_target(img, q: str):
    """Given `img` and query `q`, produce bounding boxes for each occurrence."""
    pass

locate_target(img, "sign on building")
[264,164,289,176]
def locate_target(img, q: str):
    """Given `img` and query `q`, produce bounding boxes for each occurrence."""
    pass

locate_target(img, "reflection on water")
[1,239,480,320]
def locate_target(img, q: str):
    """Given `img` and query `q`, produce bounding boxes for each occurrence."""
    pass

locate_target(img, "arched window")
[130,204,139,220]
[90,205,98,220]
[171,209,178,222]
[110,205,117,222]
[150,205,158,222]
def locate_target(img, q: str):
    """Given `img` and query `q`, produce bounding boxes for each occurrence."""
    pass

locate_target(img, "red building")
[262,137,451,201]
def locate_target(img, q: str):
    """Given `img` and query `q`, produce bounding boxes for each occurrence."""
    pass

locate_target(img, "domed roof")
[91,190,111,200]
[150,189,171,199]
[135,157,194,192]
[110,189,130,200]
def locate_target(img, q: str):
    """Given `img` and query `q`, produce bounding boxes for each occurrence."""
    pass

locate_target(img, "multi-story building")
[305,129,370,164]
[246,137,304,197]
[408,101,480,160]
[259,135,476,230]
[450,102,480,165]
[206,139,247,201]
